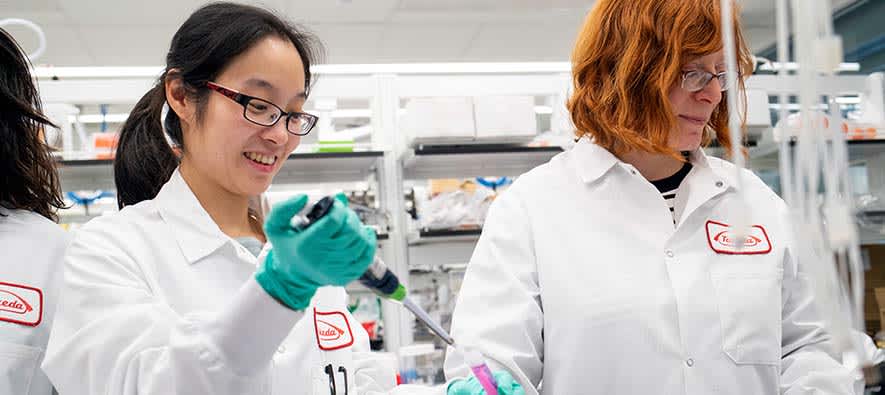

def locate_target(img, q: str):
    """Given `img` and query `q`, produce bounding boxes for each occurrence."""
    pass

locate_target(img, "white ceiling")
[0,0,862,66]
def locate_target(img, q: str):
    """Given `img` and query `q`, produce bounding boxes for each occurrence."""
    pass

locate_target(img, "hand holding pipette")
[358,259,514,394]
[291,196,522,394]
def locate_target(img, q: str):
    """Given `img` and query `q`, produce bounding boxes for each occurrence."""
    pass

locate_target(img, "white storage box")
[402,97,475,145]
[473,95,537,142]
[403,96,540,146]
[741,89,772,143]
[743,89,771,128]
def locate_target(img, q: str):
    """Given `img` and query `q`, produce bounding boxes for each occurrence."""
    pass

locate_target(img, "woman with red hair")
[443,1,855,394]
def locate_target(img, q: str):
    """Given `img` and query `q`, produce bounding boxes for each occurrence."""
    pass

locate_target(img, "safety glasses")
[205,81,318,136]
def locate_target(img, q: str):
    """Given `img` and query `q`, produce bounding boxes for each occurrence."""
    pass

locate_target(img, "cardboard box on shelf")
[428,179,477,196]
[876,288,885,325]
[866,246,885,335]
[862,245,885,336]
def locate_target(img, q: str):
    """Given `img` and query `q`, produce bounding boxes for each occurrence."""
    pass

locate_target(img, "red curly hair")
[568,0,755,159]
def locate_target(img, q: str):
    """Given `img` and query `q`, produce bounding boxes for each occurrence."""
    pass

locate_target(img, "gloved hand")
[255,193,376,310]
[447,371,525,395]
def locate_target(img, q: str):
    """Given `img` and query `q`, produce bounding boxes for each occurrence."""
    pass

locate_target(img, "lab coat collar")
[155,169,229,264]
[673,147,749,228]
[571,138,738,191]
[688,147,742,192]
[571,138,620,184]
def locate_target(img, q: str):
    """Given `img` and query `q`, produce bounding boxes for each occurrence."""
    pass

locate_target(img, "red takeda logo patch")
[0,282,43,326]
[0,290,32,314]
[705,220,772,255]
[712,231,764,248]
[313,310,354,351]
[316,319,345,341]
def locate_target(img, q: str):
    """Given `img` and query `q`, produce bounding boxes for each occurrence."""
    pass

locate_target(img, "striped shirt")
[650,161,693,225]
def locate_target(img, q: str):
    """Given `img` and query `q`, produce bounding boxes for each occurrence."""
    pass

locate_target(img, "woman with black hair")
[0,28,69,395]
[42,3,394,394]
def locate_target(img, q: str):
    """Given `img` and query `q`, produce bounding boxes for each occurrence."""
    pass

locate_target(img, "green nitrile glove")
[255,193,377,310]
[447,371,526,395]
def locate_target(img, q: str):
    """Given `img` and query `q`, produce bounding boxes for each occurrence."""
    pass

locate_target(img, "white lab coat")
[0,208,68,395]
[444,138,855,395]
[42,169,395,395]
[845,330,885,395]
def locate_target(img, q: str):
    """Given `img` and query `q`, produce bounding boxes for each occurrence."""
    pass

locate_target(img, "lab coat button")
[277,345,286,354]
[715,181,724,188]
[665,250,675,258]
[686,358,694,367]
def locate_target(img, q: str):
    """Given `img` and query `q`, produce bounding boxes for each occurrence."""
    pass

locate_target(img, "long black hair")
[0,28,65,221]
[114,2,322,208]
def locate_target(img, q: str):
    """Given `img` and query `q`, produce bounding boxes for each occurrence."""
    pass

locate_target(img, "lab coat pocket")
[0,342,42,395]
[711,269,782,365]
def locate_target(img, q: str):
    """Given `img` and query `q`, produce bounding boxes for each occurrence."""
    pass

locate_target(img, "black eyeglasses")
[681,70,734,93]
[205,81,318,136]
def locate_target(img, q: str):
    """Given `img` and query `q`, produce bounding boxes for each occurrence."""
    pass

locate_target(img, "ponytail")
[113,74,183,209]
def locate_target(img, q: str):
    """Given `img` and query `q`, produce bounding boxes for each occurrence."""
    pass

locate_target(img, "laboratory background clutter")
[4,0,885,391]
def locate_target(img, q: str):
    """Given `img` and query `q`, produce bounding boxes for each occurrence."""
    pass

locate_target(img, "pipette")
[359,258,500,394]
[291,196,499,393]
[358,257,455,345]
[290,197,455,343]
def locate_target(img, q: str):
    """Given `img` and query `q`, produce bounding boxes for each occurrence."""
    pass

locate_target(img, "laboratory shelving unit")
[749,139,885,246]
[402,144,563,180]
[40,65,885,364]
[56,151,384,191]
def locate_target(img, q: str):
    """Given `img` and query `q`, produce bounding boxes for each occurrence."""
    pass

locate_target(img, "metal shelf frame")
[746,139,885,171]
[402,145,563,180]
[56,151,385,191]
[408,228,483,245]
